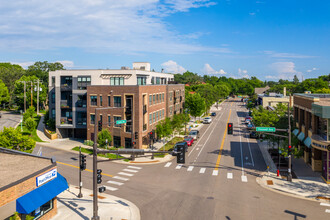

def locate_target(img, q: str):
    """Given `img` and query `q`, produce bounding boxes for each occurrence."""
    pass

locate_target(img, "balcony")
[76,100,87,108]
[60,100,72,109]
[60,117,73,125]
[143,105,147,114]
[60,84,72,91]
[143,124,147,131]
[76,118,87,126]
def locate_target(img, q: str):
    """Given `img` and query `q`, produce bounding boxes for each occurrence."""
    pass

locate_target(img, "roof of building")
[0,148,54,189]
[254,86,270,94]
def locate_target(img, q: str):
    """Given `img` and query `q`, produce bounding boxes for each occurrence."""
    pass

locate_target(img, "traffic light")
[97,169,102,184]
[176,145,185,164]
[149,131,153,140]
[132,141,136,145]
[99,186,106,193]
[98,120,102,132]
[227,123,233,134]
[80,154,86,170]
[288,145,292,154]
[135,132,138,139]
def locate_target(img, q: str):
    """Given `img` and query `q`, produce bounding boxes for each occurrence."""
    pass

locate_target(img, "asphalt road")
[0,111,22,131]
[39,99,329,220]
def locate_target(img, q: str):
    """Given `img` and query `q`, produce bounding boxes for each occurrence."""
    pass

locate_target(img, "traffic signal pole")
[92,108,99,220]
[78,146,83,198]
[287,95,292,182]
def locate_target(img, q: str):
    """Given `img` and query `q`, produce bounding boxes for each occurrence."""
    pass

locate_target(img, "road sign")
[256,127,276,132]
[116,119,127,125]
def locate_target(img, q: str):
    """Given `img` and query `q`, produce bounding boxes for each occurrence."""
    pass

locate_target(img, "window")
[160,110,162,119]
[110,77,124,85]
[108,116,111,126]
[113,136,121,147]
[51,92,55,104]
[76,112,87,126]
[99,115,103,125]
[162,93,164,102]
[149,113,152,124]
[156,111,158,121]
[170,92,173,101]
[170,106,173,115]
[153,95,155,104]
[90,96,97,106]
[77,76,91,90]
[153,113,155,123]
[137,77,146,85]
[90,114,95,124]
[51,109,55,119]
[125,138,132,148]
[77,95,87,107]
[100,95,103,106]
[156,77,160,84]
[162,109,164,118]
[114,96,121,107]
[51,76,55,86]
[149,95,152,106]
[114,116,122,127]
[151,77,155,85]
[108,96,111,106]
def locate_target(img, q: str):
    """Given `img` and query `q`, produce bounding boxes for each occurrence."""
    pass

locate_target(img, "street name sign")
[256,127,276,132]
[116,119,127,125]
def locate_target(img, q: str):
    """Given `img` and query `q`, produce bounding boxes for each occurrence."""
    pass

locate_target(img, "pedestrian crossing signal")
[227,123,233,134]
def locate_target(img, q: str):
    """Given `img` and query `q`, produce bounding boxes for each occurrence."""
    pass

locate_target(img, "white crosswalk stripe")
[123,169,138,173]
[187,166,194,171]
[326,209,330,213]
[199,168,206,173]
[127,166,142,170]
[107,180,124,186]
[212,170,218,176]
[175,164,183,169]
[113,176,129,181]
[164,162,172,167]
[227,173,233,179]
[118,172,134,177]
[105,186,118,191]
[241,175,248,182]
[320,203,330,207]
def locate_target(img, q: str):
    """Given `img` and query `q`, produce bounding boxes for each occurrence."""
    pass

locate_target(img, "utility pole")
[287,95,292,182]
[19,81,27,112]
[34,79,42,115]
[30,81,33,108]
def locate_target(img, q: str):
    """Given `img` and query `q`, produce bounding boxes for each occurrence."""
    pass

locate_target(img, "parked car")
[244,119,251,124]
[188,130,200,140]
[173,141,188,153]
[184,136,194,146]
[250,131,259,139]
[203,117,212,124]
[246,123,255,130]
[0,112,2,118]
[210,112,216,116]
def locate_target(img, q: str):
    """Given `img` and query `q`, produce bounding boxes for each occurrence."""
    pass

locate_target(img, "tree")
[156,120,165,140]
[0,127,35,152]
[25,117,36,134]
[23,106,35,122]
[97,129,112,148]
[0,79,9,105]
[293,75,299,84]
[185,93,206,119]
[25,61,64,86]
[171,114,184,135]
[163,117,173,139]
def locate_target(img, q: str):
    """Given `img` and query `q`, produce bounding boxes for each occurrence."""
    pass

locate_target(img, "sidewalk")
[53,185,140,220]
[256,140,330,202]
[36,114,51,142]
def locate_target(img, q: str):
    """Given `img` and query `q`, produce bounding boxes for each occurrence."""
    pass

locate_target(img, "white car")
[203,117,212,124]
[188,130,199,140]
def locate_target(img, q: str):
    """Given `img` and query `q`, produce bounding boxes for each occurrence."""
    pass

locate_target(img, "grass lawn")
[72,146,125,159]
[20,114,44,142]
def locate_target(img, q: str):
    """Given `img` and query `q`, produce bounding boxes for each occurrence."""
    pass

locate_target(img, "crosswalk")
[103,165,142,191]
[320,202,330,214]
[164,162,248,182]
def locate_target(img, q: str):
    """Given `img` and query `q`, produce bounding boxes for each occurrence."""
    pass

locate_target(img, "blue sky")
[0,0,329,81]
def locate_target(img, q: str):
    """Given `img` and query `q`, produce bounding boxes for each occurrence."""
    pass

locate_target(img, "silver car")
[188,130,199,140]
[203,117,212,124]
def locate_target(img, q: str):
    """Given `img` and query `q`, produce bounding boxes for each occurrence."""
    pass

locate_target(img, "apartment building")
[293,93,330,183]
[48,62,184,147]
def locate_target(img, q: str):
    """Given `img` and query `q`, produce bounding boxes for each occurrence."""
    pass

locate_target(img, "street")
[39,99,329,220]
[0,111,22,131]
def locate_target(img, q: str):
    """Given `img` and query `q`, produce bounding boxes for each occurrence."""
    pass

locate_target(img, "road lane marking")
[113,176,129,181]
[241,176,248,182]
[320,203,330,207]
[164,162,172,167]
[212,170,218,176]
[127,166,142,170]
[123,169,138,173]
[326,209,330,213]
[227,173,233,179]
[118,172,134,177]
[57,161,114,177]
[237,116,245,176]
[199,168,206,173]
[214,110,232,171]
[107,180,124,186]
[187,166,194,171]
[105,186,118,191]
[196,148,199,150]
[246,133,255,167]
[175,164,183,169]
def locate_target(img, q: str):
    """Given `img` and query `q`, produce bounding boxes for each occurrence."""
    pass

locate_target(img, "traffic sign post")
[256,127,276,132]
[116,119,127,125]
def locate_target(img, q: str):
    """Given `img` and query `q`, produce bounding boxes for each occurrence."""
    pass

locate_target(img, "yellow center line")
[231,102,233,106]
[57,161,113,177]
[214,109,232,171]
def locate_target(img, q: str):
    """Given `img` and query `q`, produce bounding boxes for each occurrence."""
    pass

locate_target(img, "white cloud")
[202,63,226,75]
[161,60,186,74]
[270,62,302,80]
[11,61,35,69]
[238,68,247,74]
[249,12,256,16]
[264,51,314,59]
[0,0,223,55]
[57,60,74,68]
[307,67,318,73]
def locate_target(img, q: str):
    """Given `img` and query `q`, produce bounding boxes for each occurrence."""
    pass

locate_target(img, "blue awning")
[297,132,305,141]
[304,137,312,148]
[292,129,299,136]
[17,173,68,214]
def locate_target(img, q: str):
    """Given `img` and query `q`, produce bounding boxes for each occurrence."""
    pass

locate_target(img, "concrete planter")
[44,127,58,140]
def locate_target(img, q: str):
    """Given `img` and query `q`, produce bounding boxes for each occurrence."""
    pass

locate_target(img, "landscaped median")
[71,146,128,161]
[154,136,184,158]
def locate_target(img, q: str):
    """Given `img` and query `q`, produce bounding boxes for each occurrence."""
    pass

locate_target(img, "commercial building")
[48,62,184,147]
[0,148,68,219]
[258,88,293,109]
[293,93,330,183]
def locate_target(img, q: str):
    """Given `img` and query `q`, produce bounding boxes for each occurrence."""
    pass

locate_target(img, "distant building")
[293,93,330,183]
[0,148,68,219]
[258,87,293,109]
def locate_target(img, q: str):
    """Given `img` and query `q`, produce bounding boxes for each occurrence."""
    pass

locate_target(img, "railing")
[60,100,72,108]
[60,84,72,91]
[60,117,73,125]
[76,100,87,108]
[143,105,147,114]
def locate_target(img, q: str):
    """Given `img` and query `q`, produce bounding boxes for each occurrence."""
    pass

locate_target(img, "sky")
[0,0,329,81]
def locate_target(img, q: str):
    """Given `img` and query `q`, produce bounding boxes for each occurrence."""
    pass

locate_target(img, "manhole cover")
[266,180,273,185]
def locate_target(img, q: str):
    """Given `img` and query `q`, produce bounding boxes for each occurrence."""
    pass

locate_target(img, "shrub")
[84,140,94,146]
[25,117,36,133]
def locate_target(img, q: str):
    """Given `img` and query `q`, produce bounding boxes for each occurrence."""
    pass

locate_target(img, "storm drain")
[266,180,273,185]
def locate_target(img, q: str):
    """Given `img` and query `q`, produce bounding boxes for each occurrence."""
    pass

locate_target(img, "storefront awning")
[297,132,305,141]
[292,129,299,136]
[16,173,68,214]
[303,137,312,148]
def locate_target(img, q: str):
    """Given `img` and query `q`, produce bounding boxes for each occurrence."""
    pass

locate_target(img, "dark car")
[250,131,259,139]
[211,112,216,116]
[173,141,188,153]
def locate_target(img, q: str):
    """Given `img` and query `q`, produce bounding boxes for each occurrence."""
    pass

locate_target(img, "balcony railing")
[60,84,72,91]
[76,118,87,126]
[60,117,73,125]
[60,100,72,109]
[143,105,147,114]
[76,100,87,108]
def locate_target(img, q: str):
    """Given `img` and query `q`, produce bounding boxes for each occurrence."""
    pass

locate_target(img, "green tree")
[293,75,299,84]
[0,79,9,105]
[163,117,173,139]
[25,61,64,86]
[25,117,36,134]
[23,106,35,122]
[156,120,165,140]
[315,88,330,93]
[185,93,206,119]
[0,127,35,152]
[171,114,184,135]
[97,129,112,148]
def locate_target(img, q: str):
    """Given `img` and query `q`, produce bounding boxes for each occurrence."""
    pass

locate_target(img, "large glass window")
[149,113,152,124]
[156,77,160,85]
[137,77,146,85]
[51,109,55,119]
[51,76,55,86]
[113,136,121,147]
[151,77,155,85]
[114,96,121,107]
[108,96,111,106]
[100,95,103,106]
[125,138,132,148]
[110,77,124,85]
[76,112,87,126]
[114,116,122,127]
[77,95,87,107]
[90,96,97,106]
[77,76,91,90]
[51,92,55,104]
[90,114,95,124]
[149,95,152,106]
